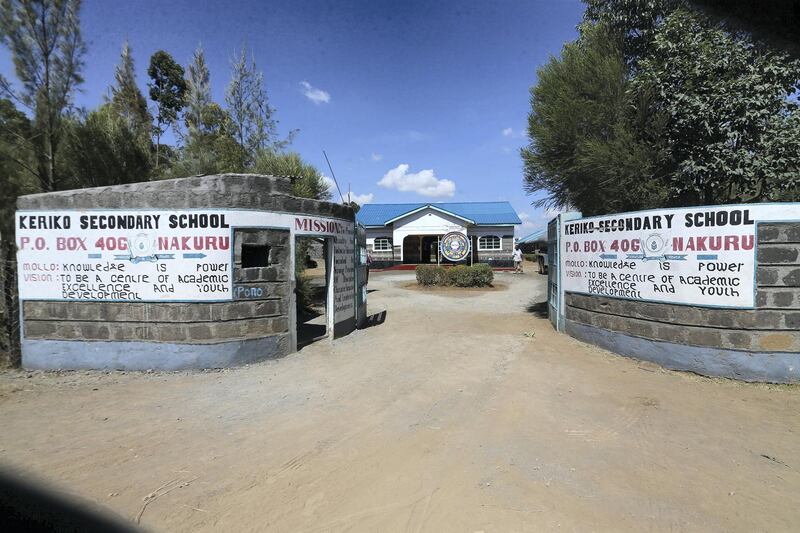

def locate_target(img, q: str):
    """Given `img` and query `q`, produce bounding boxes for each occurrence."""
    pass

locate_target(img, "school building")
[357,202,521,268]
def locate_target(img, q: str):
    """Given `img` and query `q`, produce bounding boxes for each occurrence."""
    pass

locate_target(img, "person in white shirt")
[512,247,523,273]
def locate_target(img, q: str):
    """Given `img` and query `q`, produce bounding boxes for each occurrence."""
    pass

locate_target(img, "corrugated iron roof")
[357,202,522,226]
[516,229,547,244]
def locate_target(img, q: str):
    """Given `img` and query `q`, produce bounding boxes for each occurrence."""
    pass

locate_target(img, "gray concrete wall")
[17,174,356,370]
[17,174,353,220]
[476,233,514,265]
[564,222,800,382]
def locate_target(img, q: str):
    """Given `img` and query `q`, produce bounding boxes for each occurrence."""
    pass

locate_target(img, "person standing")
[512,246,523,273]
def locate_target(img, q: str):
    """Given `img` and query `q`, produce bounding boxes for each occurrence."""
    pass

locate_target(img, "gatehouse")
[547,204,800,383]
[14,174,368,370]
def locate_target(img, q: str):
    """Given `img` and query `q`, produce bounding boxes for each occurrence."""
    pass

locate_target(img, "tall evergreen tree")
[185,45,211,137]
[522,24,668,215]
[110,40,151,145]
[0,99,37,237]
[225,46,293,168]
[0,0,86,192]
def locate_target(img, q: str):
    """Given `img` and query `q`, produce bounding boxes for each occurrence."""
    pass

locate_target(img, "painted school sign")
[560,204,800,308]
[17,209,355,311]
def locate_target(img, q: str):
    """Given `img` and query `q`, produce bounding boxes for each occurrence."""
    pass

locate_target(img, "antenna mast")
[322,150,345,203]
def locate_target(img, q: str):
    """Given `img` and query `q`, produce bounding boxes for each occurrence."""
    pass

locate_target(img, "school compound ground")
[1,267,799,532]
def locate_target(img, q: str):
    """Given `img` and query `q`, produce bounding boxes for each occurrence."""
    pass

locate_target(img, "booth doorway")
[296,236,332,348]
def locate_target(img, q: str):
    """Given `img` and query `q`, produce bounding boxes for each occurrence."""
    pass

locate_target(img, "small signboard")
[440,231,471,262]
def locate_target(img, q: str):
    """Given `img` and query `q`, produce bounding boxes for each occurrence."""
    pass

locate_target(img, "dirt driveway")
[1,268,799,532]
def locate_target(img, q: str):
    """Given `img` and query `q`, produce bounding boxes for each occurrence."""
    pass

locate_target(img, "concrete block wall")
[17,174,355,370]
[366,243,399,269]
[475,234,514,266]
[564,222,800,382]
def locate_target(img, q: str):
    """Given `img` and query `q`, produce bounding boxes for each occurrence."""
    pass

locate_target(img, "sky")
[0,0,585,236]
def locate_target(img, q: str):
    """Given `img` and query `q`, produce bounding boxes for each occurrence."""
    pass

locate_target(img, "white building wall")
[392,209,467,261]
[365,214,518,263]
[468,225,515,252]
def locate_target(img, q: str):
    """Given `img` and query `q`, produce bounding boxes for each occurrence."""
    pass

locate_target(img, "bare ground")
[1,268,799,532]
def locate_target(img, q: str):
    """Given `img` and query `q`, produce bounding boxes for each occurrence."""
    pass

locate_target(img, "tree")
[165,102,244,177]
[0,0,86,192]
[0,99,37,237]
[184,45,211,137]
[522,24,668,215]
[689,0,800,58]
[59,104,151,188]
[225,46,293,168]
[147,50,186,170]
[252,151,331,201]
[631,8,800,204]
[583,0,681,66]
[110,40,150,146]
[524,1,800,214]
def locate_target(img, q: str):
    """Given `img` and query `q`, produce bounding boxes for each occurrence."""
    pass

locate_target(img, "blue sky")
[1,0,584,235]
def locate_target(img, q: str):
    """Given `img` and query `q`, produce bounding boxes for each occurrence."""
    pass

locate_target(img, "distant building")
[357,202,521,268]
[516,228,546,253]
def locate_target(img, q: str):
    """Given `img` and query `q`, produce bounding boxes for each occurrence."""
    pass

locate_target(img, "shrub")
[416,265,446,286]
[447,265,472,287]
[417,263,494,287]
[471,263,494,286]
[295,272,315,312]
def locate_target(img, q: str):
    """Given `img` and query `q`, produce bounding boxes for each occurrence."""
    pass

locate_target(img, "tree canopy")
[0,0,86,192]
[148,50,187,169]
[0,5,332,239]
[524,0,800,215]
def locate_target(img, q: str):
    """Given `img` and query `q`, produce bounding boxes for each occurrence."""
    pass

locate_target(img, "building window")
[478,235,502,251]
[374,238,392,251]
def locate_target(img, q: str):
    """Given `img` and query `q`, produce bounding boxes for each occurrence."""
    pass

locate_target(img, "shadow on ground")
[526,299,549,318]
[362,310,388,329]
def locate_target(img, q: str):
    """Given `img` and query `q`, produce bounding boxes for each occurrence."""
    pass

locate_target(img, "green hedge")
[415,265,447,286]
[415,264,493,287]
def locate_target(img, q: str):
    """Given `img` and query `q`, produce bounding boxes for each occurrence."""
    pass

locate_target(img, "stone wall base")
[566,320,799,383]
[21,334,290,371]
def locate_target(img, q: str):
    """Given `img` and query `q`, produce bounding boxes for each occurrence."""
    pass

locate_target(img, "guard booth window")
[241,244,270,268]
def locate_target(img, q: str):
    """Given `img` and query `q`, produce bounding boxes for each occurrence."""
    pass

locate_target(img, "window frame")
[373,237,393,252]
[478,235,502,251]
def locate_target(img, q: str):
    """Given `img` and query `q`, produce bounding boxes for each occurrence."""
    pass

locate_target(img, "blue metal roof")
[516,229,546,244]
[357,202,521,226]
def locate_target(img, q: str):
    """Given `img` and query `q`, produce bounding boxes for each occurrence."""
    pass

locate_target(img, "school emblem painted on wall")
[440,231,470,262]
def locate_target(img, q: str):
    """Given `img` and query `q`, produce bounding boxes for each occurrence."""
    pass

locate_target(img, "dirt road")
[1,269,799,531]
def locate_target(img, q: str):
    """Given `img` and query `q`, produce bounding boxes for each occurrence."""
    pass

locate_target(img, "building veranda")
[357,202,521,268]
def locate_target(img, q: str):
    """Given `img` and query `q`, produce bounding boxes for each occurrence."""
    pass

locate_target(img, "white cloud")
[322,174,373,205]
[371,153,383,162]
[502,127,514,137]
[299,81,330,104]
[346,192,374,205]
[517,212,537,232]
[377,164,456,198]
[321,174,337,196]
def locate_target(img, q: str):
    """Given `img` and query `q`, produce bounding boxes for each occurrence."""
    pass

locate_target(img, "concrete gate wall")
[554,206,800,383]
[16,174,358,370]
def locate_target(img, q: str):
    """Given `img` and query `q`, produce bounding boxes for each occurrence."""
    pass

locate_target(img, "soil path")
[1,269,798,531]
